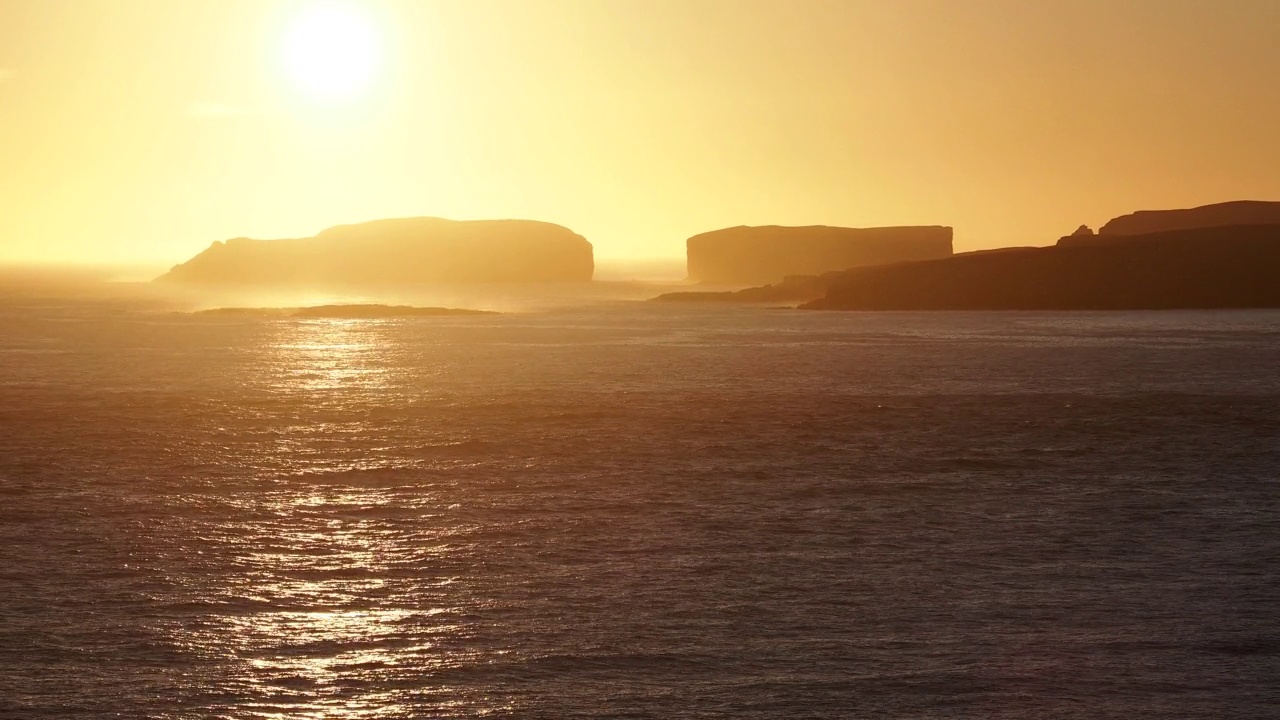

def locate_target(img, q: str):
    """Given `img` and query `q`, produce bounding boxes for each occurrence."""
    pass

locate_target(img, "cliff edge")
[1093,200,1280,238]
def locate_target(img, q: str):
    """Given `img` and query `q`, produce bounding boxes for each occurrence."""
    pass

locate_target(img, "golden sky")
[2,0,1278,264]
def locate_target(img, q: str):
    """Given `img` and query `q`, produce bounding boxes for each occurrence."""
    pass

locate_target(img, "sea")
[1,278,1278,719]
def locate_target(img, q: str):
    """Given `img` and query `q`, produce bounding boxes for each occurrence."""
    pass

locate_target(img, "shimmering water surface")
[1,291,1278,718]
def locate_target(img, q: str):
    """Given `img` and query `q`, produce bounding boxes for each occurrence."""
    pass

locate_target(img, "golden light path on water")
[181,318,502,718]
[274,319,391,392]
[5,302,1280,717]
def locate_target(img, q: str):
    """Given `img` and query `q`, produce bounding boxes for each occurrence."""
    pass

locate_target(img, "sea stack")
[157,217,595,286]
[685,225,953,285]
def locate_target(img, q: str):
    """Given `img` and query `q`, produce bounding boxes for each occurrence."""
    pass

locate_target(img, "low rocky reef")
[654,274,831,304]
[686,224,953,285]
[158,217,594,287]
[196,304,497,319]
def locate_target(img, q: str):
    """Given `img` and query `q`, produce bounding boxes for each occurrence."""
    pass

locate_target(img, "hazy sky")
[2,0,1279,263]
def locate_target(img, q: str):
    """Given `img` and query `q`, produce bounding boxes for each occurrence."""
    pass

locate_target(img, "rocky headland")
[657,201,1280,310]
[806,224,1280,310]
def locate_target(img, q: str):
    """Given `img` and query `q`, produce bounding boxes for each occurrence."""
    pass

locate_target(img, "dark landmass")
[1092,200,1280,238]
[158,217,594,287]
[196,304,498,318]
[685,225,953,285]
[803,224,1280,310]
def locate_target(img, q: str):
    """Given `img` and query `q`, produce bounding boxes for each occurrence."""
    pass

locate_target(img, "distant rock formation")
[685,225,953,285]
[804,224,1280,310]
[158,217,594,286]
[196,304,497,318]
[1054,224,1096,245]
[1095,200,1280,237]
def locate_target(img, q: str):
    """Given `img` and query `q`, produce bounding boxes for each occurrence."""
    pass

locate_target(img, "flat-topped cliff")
[686,225,953,285]
[805,224,1280,310]
[157,217,594,286]
[1092,200,1280,238]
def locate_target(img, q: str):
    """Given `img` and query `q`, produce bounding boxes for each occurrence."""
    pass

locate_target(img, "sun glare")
[279,3,383,105]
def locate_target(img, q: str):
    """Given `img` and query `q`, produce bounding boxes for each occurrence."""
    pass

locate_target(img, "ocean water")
[1,289,1278,718]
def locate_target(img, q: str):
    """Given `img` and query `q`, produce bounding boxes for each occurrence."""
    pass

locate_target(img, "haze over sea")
[1,282,1278,719]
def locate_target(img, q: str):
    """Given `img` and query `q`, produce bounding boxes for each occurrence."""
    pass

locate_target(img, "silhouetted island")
[804,224,1280,310]
[158,217,594,287]
[686,225,953,285]
[196,304,498,319]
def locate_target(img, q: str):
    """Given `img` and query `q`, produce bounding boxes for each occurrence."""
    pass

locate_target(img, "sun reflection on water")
[172,317,516,716]
[261,318,408,395]
[182,382,505,718]
[186,484,487,718]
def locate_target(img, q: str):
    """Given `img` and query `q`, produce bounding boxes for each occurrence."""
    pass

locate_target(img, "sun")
[279,3,383,105]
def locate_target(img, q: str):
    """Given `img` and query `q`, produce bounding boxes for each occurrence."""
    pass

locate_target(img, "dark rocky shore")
[657,201,1280,311]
